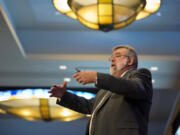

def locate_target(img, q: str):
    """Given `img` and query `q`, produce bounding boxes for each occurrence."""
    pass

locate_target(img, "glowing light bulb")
[61,109,71,117]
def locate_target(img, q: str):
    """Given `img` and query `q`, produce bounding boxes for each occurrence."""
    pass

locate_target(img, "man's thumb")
[62,81,67,87]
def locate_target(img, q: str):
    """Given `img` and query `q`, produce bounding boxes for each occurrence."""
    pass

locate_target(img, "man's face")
[110,48,130,75]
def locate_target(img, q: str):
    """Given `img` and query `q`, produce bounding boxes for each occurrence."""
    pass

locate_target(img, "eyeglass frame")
[108,53,130,61]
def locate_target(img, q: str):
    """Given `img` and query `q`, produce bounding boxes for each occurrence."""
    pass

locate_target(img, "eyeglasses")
[108,53,129,61]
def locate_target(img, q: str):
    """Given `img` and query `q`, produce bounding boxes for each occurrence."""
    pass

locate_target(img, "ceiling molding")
[27,54,110,60]
[139,55,180,61]
[27,54,180,61]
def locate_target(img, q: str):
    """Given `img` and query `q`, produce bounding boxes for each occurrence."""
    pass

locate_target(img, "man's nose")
[109,56,115,62]
[112,55,116,60]
[109,54,117,61]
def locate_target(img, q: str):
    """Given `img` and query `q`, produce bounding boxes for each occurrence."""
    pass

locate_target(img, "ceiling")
[0,0,180,89]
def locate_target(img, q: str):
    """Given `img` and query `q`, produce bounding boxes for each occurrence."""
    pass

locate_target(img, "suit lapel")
[89,91,111,135]
[94,91,111,112]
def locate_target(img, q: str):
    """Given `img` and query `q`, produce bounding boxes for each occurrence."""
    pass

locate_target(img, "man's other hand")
[48,81,67,98]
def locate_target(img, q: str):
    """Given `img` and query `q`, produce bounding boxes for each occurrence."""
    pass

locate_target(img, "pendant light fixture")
[0,89,95,121]
[53,0,161,31]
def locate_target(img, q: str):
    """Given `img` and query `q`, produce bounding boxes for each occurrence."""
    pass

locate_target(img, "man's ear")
[128,57,134,66]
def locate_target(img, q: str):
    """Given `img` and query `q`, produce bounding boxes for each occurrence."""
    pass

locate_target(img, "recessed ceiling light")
[150,66,158,71]
[64,78,71,82]
[152,79,155,83]
[59,65,67,70]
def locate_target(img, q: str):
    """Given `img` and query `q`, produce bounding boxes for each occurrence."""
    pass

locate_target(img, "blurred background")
[0,0,180,135]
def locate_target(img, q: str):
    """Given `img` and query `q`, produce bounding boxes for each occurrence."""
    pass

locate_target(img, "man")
[48,45,153,135]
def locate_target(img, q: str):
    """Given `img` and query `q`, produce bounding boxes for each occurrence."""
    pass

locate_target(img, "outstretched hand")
[73,70,97,85]
[48,81,67,98]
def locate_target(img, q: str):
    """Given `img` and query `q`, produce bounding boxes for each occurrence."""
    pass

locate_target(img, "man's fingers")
[72,72,80,78]
[53,84,63,88]
[49,94,55,97]
[52,85,58,88]
[76,78,86,85]
[48,90,52,93]
[82,82,86,85]
[75,76,87,85]
[76,77,82,82]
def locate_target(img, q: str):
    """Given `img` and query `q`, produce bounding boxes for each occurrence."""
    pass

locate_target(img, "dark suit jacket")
[57,68,153,135]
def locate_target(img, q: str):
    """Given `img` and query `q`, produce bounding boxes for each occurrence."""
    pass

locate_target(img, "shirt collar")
[120,68,135,77]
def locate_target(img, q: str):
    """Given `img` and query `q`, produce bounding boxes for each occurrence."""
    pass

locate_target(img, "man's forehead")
[113,48,129,54]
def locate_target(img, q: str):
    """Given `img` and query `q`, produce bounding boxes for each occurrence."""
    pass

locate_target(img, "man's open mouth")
[111,64,115,67]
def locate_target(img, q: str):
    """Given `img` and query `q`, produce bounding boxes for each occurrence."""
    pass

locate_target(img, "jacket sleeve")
[56,91,95,114]
[95,68,153,100]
